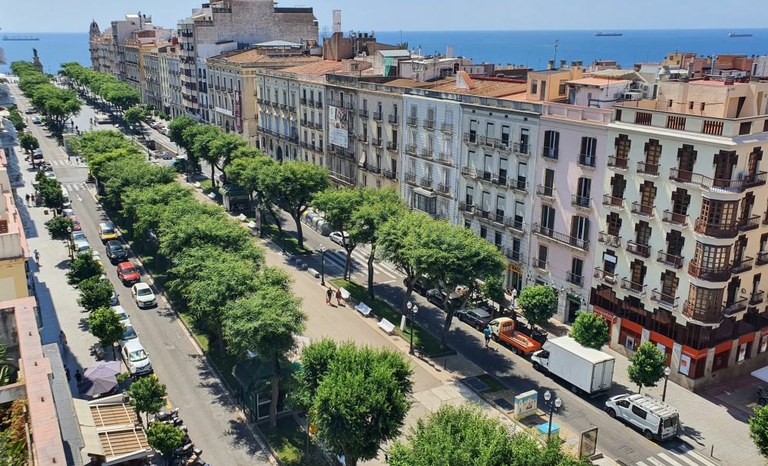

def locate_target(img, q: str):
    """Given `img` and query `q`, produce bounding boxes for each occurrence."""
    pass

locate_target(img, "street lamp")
[318,246,327,286]
[543,390,562,443]
[66,226,73,259]
[406,301,419,354]
[662,366,672,402]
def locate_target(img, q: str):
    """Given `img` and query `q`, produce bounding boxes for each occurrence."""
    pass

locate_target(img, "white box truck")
[530,336,615,396]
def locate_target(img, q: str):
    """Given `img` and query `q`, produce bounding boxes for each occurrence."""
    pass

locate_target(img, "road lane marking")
[656,452,685,466]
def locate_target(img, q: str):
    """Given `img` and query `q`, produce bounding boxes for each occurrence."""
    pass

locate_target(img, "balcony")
[688,260,731,282]
[373,111,383,121]
[578,153,596,168]
[436,183,451,195]
[594,268,618,285]
[514,142,530,158]
[404,171,417,184]
[739,214,760,232]
[306,100,316,108]
[424,119,436,130]
[419,177,433,189]
[505,217,525,233]
[598,231,621,248]
[683,300,723,324]
[631,201,655,218]
[662,210,688,227]
[724,297,748,315]
[607,155,629,170]
[566,272,584,287]
[510,179,528,193]
[382,169,397,180]
[492,174,508,187]
[533,257,547,270]
[458,201,475,214]
[669,168,768,193]
[505,248,524,264]
[477,170,494,183]
[475,208,492,222]
[627,240,651,258]
[694,218,738,239]
[751,291,766,305]
[386,141,398,151]
[602,194,624,210]
[441,122,453,134]
[405,144,417,155]
[532,223,590,251]
[637,161,660,176]
[420,148,434,159]
[657,251,684,269]
[542,146,558,160]
[492,212,506,225]
[461,167,478,179]
[621,278,647,297]
[463,132,478,145]
[388,114,399,124]
[435,152,454,166]
[536,185,555,199]
[407,116,418,126]
[359,108,369,118]
[758,251,768,266]
[371,138,383,147]
[651,289,679,310]
[731,256,754,274]
[571,195,591,210]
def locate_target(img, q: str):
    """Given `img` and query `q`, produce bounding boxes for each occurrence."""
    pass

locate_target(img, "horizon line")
[3,27,768,34]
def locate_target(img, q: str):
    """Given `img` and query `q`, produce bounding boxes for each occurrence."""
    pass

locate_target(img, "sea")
[1,29,767,75]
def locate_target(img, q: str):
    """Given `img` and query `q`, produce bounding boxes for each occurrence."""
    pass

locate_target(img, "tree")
[123,105,147,129]
[44,215,74,239]
[750,405,768,459]
[168,116,199,177]
[260,161,330,249]
[517,285,558,328]
[127,375,167,426]
[19,133,38,154]
[226,155,279,237]
[313,188,367,279]
[209,133,247,184]
[185,125,222,186]
[223,285,305,429]
[77,277,114,312]
[570,311,610,349]
[86,306,125,359]
[483,274,506,318]
[67,253,103,286]
[36,175,65,212]
[147,423,185,465]
[7,108,26,131]
[296,340,413,466]
[627,341,667,393]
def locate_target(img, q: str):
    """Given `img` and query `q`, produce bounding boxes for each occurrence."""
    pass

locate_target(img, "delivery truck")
[530,336,615,396]
[488,317,543,356]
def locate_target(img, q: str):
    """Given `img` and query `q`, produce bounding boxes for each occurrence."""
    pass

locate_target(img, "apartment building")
[591,78,768,389]
[142,46,163,110]
[0,191,30,301]
[158,43,184,118]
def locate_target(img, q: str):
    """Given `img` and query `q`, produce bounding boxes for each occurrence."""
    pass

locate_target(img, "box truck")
[530,336,615,396]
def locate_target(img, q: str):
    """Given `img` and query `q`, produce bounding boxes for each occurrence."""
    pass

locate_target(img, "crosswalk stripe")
[655,452,685,466]
[683,449,718,466]
[350,250,396,279]
[661,451,703,466]
[643,457,667,466]
[636,461,650,466]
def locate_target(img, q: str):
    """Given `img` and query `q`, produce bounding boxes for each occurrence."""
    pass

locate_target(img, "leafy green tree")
[98,157,176,209]
[86,306,125,358]
[159,213,261,262]
[313,188,367,279]
[44,215,74,239]
[627,341,667,393]
[36,175,65,212]
[7,108,26,131]
[483,274,506,318]
[517,285,558,328]
[296,340,413,466]
[77,277,114,312]
[168,116,200,176]
[19,133,38,154]
[750,404,768,459]
[0,398,28,465]
[226,155,279,236]
[209,133,247,184]
[147,423,185,465]
[66,253,103,286]
[0,344,15,386]
[570,311,610,350]
[184,125,221,186]
[223,285,305,429]
[121,183,192,243]
[260,161,330,248]
[127,375,167,426]
[123,105,147,129]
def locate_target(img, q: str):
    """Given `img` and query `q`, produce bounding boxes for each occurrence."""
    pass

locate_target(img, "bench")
[355,302,372,317]
[378,318,396,335]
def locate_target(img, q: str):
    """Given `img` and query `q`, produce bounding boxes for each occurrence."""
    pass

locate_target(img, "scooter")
[154,408,179,422]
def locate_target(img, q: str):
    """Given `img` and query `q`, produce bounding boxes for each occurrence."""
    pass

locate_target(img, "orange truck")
[488,317,542,356]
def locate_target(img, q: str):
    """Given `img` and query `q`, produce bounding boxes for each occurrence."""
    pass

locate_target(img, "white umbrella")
[751,366,768,383]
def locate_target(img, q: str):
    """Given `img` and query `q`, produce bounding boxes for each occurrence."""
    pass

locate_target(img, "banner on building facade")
[328,105,349,148]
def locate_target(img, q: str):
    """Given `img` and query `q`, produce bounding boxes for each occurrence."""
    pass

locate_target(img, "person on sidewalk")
[484,325,491,348]
[326,287,333,306]
[335,288,343,307]
[65,366,71,381]
[25,194,30,206]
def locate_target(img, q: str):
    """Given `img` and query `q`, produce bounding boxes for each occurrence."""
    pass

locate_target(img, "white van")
[605,393,679,441]
[61,187,71,207]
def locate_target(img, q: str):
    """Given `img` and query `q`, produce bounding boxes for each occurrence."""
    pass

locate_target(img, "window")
[558,80,567,95]
[570,258,584,285]
[576,178,591,206]
[693,242,731,270]
[631,406,648,420]
[480,226,488,239]
[543,131,560,159]
[501,125,510,145]
[486,122,495,138]
[465,186,474,206]
[412,190,436,215]
[537,244,548,268]
[571,216,590,243]
[531,80,538,95]
[541,205,555,230]
[579,137,597,166]
[494,231,502,248]
[671,188,691,216]
[607,212,622,236]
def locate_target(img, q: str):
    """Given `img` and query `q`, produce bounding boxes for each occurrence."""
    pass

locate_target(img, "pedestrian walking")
[335,288,343,306]
[64,366,71,381]
[326,287,333,306]
[33,249,40,264]
[30,194,35,205]
[510,288,518,309]
[25,194,30,206]
[75,369,82,384]
[484,325,491,348]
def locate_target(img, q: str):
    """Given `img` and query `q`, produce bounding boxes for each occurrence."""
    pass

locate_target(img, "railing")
[571,195,591,209]
[362,164,381,174]
[669,168,767,193]
[566,272,584,287]
[492,175,508,186]
[478,170,493,183]
[405,144,417,155]
[751,291,766,305]
[461,167,477,179]
[510,179,527,192]
[694,217,738,238]
[578,153,596,168]
[441,122,453,133]
[386,141,398,151]
[307,100,316,108]
[723,297,748,315]
[436,183,451,194]
[688,260,731,282]
[463,132,477,144]
[662,210,688,227]
[424,119,435,130]
[532,223,589,251]
[533,257,547,270]
[373,111,382,121]
[420,148,434,159]
[651,289,679,310]
[435,152,454,166]
[371,138,382,147]
[419,177,433,189]
[594,268,618,285]
[514,142,530,157]
[598,231,621,248]
[382,169,397,180]
[683,300,722,324]
[758,251,768,266]
[404,171,417,184]
[344,101,355,111]
[300,97,307,105]
[542,146,558,160]
[739,214,761,232]
[406,116,418,126]
[388,114,399,124]
[505,248,524,263]
[631,201,655,217]
[731,256,754,274]
[359,108,369,118]
[607,155,629,170]
[458,201,474,213]
[505,217,525,232]
[602,194,624,209]
[621,278,647,296]
[637,161,660,176]
[492,212,506,225]
[478,135,499,148]
[657,250,684,269]
[536,185,555,198]
[627,240,651,258]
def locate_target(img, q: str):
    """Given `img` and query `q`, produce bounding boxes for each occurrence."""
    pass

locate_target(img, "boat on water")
[728,32,753,38]
[2,35,40,41]
[595,31,623,37]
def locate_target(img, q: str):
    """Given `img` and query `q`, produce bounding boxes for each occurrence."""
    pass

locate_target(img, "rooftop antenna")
[553,40,559,68]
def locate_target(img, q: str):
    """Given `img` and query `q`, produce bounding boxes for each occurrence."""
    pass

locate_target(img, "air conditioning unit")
[605,275,617,285]
[499,143,509,150]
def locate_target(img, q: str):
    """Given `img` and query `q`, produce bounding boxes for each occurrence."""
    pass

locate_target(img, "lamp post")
[543,390,562,443]
[662,366,672,402]
[406,301,419,354]
[67,226,73,259]
[318,246,327,286]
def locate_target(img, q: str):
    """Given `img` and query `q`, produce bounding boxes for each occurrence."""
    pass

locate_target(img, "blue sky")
[2,0,768,33]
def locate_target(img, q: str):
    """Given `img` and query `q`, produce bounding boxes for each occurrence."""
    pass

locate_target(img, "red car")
[117,262,141,285]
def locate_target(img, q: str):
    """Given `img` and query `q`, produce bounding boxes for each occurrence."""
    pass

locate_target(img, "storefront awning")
[752,366,768,383]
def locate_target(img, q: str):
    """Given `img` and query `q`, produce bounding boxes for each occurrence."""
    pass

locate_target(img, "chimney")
[332,10,342,33]
[547,60,554,70]
[560,59,567,69]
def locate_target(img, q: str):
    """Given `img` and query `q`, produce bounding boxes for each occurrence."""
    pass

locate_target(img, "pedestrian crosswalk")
[63,183,87,192]
[635,444,719,466]
[47,158,86,167]
[321,245,403,282]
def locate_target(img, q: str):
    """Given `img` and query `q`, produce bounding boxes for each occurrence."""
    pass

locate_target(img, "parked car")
[456,307,492,330]
[98,222,118,243]
[71,230,86,242]
[24,107,36,115]
[105,240,128,263]
[43,171,57,180]
[121,340,152,375]
[160,151,173,160]
[61,187,71,207]
[32,148,43,159]
[91,251,103,267]
[111,305,130,324]
[330,231,351,246]
[117,262,141,285]
[605,393,679,441]
[73,239,91,255]
[119,324,139,346]
[131,283,156,308]
[32,116,42,124]
[403,276,432,296]
[62,208,76,219]
[426,288,461,310]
